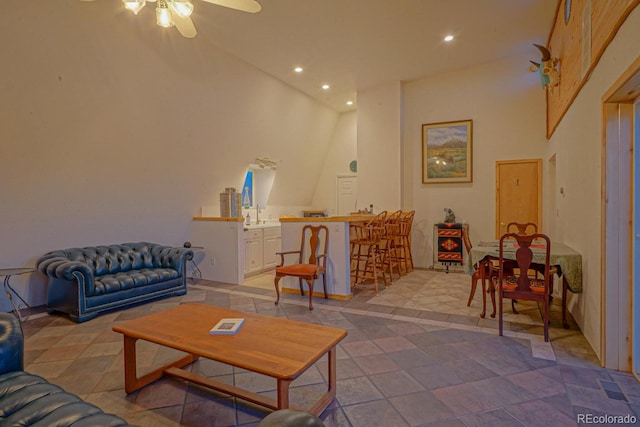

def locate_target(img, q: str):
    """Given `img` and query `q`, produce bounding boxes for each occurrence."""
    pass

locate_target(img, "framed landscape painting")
[422,120,472,184]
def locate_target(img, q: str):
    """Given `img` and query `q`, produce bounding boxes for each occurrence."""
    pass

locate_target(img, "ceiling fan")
[81,0,261,38]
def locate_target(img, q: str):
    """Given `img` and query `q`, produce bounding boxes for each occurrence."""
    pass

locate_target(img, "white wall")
[311,111,358,215]
[546,7,640,358]
[402,54,547,269]
[357,82,402,213]
[0,1,339,309]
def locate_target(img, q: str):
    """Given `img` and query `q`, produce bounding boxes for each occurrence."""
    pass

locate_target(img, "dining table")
[463,240,582,328]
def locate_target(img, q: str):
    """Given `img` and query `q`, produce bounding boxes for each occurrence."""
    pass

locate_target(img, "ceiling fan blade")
[173,13,197,38]
[201,0,261,13]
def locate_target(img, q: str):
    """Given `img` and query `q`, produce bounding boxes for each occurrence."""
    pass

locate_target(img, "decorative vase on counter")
[220,188,243,218]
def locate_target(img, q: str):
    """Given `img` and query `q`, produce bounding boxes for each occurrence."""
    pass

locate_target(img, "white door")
[337,176,357,216]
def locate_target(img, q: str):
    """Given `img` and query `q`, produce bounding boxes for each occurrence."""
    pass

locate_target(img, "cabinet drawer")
[244,229,262,240]
[263,227,282,238]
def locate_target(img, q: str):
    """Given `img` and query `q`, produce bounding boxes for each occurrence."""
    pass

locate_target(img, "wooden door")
[495,159,542,238]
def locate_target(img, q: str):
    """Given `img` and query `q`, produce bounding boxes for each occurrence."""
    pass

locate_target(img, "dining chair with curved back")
[462,225,487,308]
[506,222,538,235]
[274,225,328,310]
[494,222,555,313]
[350,211,388,296]
[462,225,500,318]
[496,232,552,342]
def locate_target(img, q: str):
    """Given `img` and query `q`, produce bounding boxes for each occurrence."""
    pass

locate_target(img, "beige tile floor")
[246,268,573,331]
[16,268,635,426]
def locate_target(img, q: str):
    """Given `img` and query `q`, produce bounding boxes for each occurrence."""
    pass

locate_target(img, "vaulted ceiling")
[76,0,558,112]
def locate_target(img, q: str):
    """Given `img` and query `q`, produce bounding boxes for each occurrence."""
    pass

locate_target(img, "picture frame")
[422,119,473,184]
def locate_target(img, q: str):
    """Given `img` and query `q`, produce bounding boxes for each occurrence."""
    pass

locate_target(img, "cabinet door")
[245,238,264,274]
[263,234,282,269]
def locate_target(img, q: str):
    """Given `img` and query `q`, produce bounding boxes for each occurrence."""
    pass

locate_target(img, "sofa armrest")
[0,313,23,374]
[36,253,96,295]
[163,247,194,275]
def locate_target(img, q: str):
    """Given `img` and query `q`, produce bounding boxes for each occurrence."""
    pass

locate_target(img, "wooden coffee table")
[112,303,347,415]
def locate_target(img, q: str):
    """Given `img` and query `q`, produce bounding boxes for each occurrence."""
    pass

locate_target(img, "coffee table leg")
[276,378,292,409]
[122,335,199,394]
[308,347,338,416]
[123,336,138,394]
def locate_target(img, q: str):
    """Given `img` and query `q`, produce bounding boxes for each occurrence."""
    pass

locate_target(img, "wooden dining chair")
[462,225,483,307]
[496,232,552,342]
[462,226,501,318]
[506,222,538,235]
[462,228,484,307]
[274,225,328,310]
[500,222,556,303]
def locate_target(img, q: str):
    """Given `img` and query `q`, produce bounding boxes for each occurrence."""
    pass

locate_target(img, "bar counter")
[190,215,372,299]
[278,216,372,300]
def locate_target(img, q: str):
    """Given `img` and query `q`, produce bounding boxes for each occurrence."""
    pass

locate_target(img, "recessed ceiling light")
[444,35,454,42]
[346,101,353,106]
[294,67,303,73]
[322,84,330,90]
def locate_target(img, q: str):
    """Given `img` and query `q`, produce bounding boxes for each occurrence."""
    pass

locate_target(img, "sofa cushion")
[65,245,154,276]
[0,372,131,426]
[94,268,179,295]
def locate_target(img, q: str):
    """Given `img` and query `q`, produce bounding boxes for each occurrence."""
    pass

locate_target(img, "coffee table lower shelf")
[121,335,338,416]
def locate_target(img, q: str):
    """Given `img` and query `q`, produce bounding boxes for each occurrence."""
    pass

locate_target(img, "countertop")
[194,216,373,224]
[243,222,281,230]
[279,216,372,223]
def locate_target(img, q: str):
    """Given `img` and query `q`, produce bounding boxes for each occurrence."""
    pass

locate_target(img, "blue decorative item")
[564,0,571,24]
[242,186,251,208]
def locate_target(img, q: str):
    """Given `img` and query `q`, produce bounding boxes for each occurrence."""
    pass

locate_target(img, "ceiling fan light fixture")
[115,0,261,38]
[169,0,194,18]
[156,1,174,27]
[123,0,146,15]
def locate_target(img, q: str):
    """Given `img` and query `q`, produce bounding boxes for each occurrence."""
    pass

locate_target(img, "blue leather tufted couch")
[0,312,135,426]
[36,242,194,323]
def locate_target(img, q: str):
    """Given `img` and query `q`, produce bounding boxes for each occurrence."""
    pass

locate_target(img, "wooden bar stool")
[380,210,403,282]
[350,211,388,295]
[396,210,415,274]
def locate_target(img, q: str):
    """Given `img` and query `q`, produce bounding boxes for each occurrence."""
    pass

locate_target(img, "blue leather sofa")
[0,312,135,426]
[36,242,193,322]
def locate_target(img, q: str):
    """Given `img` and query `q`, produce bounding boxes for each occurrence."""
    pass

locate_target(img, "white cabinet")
[263,227,282,269]
[244,226,281,276]
[244,229,264,275]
